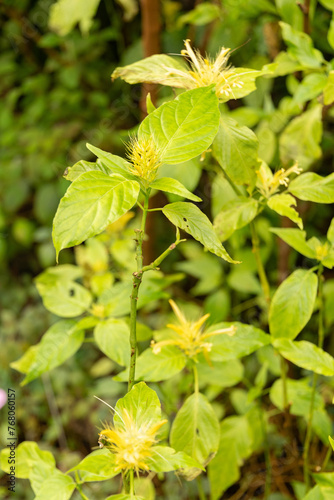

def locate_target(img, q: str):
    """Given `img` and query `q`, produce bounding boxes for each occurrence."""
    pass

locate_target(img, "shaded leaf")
[94,319,130,367]
[270,228,317,259]
[214,197,259,241]
[273,339,334,376]
[267,193,303,229]
[289,172,334,203]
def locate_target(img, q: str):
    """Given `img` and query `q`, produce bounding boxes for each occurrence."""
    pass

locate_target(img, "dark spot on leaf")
[196,428,200,436]
[69,289,75,297]
[183,217,187,222]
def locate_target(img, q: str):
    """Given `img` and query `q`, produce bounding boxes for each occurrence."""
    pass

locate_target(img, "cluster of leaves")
[2,0,334,499]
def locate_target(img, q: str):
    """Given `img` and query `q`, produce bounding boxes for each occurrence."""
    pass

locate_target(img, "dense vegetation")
[1,0,334,499]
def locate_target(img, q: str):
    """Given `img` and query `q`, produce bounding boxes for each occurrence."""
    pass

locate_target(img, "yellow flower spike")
[162,40,245,100]
[125,135,162,185]
[98,408,167,474]
[151,299,236,361]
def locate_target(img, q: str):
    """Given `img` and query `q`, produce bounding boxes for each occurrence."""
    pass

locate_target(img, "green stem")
[142,228,185,272]
[260,405,272,498]
[321,445,332,471]
[128,190,150,392]
[250,221,270,305]
[303,264,324,489]
[280,354,289,411]
[75,472,90,500]
[130,469,134,495]
[193,363,199,394]
[123,471,130,494]
[196,475,206,500]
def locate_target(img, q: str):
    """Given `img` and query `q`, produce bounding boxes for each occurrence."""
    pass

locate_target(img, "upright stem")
[303,264,324,489]
[193,364,199,394]
[128,190,150,392]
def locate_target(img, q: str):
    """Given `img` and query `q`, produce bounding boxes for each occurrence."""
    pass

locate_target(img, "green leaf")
[208,322,271,361]
[279,22,324,68]
[11,320,85,385]
[267,193,303,229]
[114,345,187,382]
[197,359,244,388]
[209,415,254,500]
[270,228,317,259]
[214,197,259,241]
[289,172,334,203]
[112,54,188,86]
[0,441,55,480]
[86,143,137,180]
[138,86,220,164]
[146,446,204,473]
[177,3,220,27]
[35,266,92,317]
[270,378,324,415]
[293,73,328,105]
[273,339,334,376]
[279,105,322,170]
[52,172,140,259]
[64,159,112,182]
[49,0,100,36]
[329,436,334,452]
[319,0,334,10]
[328,19,334,52]
[106,495,144,500]
[68,449,118,482]
[94,319,131,367]
[269,269,318,340]
[170,392,220,475]
[212,117,260,186]
[328,218,334,245]
[162,202,238,263]
[150,177,201,201]
[114,382,163,429]
[34,469,76,500]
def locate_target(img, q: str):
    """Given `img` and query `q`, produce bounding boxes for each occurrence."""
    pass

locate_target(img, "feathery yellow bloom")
[151,299,236,362]
[99,408,167,474]
[162,39,246,100]
[126,135,162,185]
[256,162,303,198]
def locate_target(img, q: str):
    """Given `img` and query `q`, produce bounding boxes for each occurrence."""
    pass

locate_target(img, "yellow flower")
[99,408,167,474]
[162,39,246,100]
[151,299,236,363]
[126,135,162,185]
[256,162,303,198]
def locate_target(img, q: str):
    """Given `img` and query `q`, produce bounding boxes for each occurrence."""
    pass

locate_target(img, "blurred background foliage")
[1,0,334,498]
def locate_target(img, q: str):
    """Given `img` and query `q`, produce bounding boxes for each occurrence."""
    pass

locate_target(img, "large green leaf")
[209,415,254,500]
[150,177,201,202]
[34,469,76,500]
[114,345,187,382]
[162,202,237,263]
[49,0,100,36]
[146,446,204,473]
[114,382,163,429]
[289,172,334,203]
[35,265,92,317]
[0,441,55,480]
[11,320,85,385]
[138,86,220,164]
[94,319,131,367]
[273,339,334,376]
[279,22,324,68]
[112,54,188,85]
[269,269,318,340]
[267,193,303,229]
[68,449,118,482]
[214,197,259,241]
[279,105,322,170]
[212,117,260,186]
[270,228,317,259]
[177,2,220,26]
[52,172,140,259]
[170,392,220,473]
[324,71,334,105]
[293,73,328,105]
[208,322,271,361]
